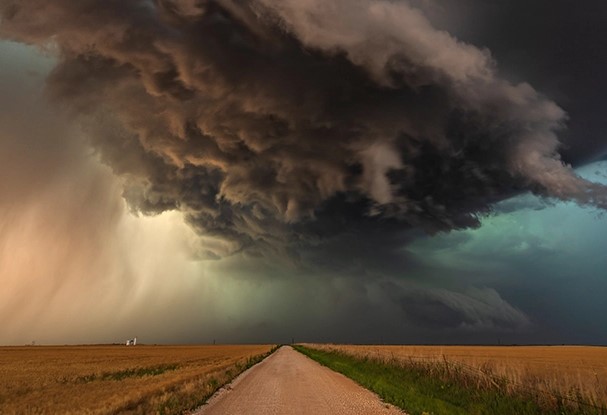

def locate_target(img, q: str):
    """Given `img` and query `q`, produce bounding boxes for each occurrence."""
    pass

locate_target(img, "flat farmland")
[305,344,607,410]
[0,344,275,415]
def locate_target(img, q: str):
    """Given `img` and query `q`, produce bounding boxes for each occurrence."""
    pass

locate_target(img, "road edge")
[189,345,284,414]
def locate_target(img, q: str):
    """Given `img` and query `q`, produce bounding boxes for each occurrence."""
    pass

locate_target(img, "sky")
[0,0,606,345]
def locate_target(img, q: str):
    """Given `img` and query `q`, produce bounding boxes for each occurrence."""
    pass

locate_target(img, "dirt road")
[194,346,406,415]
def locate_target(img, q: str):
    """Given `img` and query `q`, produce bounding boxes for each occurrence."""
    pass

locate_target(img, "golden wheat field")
[0,344,275,415]
[306,344,607,407]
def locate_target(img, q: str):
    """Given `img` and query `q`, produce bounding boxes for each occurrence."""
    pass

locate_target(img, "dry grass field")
[305,344,607,410]
[0,344,275,415]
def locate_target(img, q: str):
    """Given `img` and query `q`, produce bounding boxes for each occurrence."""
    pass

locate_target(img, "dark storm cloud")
[1,0,606,263]
[384,284,531,331]
[414,0,607,164]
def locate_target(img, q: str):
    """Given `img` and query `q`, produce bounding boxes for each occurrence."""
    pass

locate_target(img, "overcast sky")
[1,0,606,345]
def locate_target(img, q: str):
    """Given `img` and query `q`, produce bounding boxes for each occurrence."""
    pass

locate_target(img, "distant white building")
[126,337,137,346]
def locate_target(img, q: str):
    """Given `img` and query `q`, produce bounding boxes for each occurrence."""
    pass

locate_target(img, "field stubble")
[305,344,607,412]
[0,344,275,415]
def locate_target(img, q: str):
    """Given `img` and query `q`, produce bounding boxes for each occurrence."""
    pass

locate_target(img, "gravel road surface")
[194,346,406,415]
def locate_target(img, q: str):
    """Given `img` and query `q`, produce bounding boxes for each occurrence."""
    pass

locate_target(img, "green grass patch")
[100,363,180,381]
[294,345,606,415]
[76,363,179,383]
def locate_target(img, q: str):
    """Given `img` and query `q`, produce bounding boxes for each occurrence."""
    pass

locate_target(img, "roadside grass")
[294,345,606,415]
[152,346,280,415]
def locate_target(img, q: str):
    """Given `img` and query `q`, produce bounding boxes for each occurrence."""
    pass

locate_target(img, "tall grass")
[295,345,607,415]
[0,344,278,415]
[308,344,607,412]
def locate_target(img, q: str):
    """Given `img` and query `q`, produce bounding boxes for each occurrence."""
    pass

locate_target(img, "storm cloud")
[1,0,605,261]
[2,1,607,345]
[386,285,531,331]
